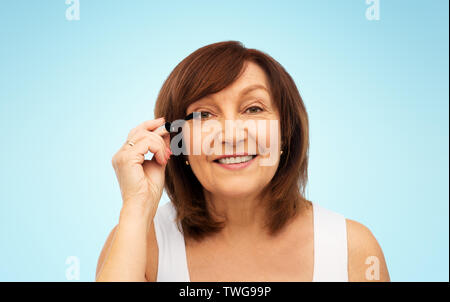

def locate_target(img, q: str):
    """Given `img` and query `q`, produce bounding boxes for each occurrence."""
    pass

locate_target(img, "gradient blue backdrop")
[0,0,448,281]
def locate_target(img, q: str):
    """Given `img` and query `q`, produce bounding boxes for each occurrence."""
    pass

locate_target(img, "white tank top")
[153,201,348,282]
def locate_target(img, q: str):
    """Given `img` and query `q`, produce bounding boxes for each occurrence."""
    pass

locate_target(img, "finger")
[153,123,170,137]
[126,128,163,146]
[162,133,171,150]
[126,118,166,142]
[124,129,149,148]
[148,127,171,149]
[131,134,168,165]
[136,117,166,132]
[147,132,172,161]
[126,129,171,156]
[126,126,170,152]
[148,126,171,155]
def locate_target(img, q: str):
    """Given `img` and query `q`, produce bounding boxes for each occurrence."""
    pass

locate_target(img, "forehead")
[233,61,270,91]
[188,61,271,107]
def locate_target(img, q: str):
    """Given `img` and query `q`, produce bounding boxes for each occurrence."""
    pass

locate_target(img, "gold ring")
[127,140,135,147]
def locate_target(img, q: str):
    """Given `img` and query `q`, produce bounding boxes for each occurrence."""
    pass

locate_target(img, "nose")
[221,118,247,152]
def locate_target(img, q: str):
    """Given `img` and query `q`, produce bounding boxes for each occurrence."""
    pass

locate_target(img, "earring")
[280,150,284,155]
[185,160,190,166]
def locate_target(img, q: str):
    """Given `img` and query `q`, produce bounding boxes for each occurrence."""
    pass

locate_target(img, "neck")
[204,190,270,243]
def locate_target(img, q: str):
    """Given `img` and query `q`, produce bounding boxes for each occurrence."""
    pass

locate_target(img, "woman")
[95,41,390,282]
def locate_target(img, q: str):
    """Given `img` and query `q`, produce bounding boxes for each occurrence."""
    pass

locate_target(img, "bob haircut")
[154,41,310,242]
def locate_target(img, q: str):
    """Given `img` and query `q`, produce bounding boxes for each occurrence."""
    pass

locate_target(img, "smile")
[213,155,258,170]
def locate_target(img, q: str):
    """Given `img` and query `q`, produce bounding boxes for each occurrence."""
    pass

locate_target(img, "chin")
[213,180,260,198]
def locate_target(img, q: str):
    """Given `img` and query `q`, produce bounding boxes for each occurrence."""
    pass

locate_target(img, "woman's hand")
[111,117,171,215]
[96,118,170,282]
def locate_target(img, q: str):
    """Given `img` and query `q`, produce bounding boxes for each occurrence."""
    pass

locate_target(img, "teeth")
[218,155,254,164]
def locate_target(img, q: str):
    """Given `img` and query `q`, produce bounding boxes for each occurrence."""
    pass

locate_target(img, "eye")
[197,111,213,119]
[245,106,264,114]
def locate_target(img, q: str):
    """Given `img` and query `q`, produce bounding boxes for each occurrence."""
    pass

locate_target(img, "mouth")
[213,154,258,170]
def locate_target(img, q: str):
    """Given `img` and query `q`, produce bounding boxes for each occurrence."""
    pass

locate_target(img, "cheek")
[183,125,213,179]
[251,119,281,154]
[183,122,217,155]
[182,124,193,155]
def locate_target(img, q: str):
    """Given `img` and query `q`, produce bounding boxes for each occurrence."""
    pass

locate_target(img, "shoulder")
[345,218,390,282]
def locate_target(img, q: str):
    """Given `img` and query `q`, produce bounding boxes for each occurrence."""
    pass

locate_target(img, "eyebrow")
[238,84,270,97]
[196,84,270,104]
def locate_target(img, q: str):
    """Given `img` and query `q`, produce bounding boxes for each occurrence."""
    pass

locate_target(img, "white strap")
[312,202,348,282]
[155,201,348,282]
[153,202,190,282]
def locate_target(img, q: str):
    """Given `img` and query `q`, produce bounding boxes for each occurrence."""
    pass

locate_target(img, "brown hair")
[154,41,310,242]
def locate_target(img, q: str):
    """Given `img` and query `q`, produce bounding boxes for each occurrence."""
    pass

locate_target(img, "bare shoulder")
[346,219,390,282]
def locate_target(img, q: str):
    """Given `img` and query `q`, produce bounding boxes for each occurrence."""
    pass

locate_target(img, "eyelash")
[246,106,264,114]
[196,106,264,119]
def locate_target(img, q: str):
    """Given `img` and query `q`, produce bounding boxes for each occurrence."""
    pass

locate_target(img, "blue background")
[0,0,448,281]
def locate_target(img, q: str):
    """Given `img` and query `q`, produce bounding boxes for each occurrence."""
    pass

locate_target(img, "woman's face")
[184,61,282,199]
